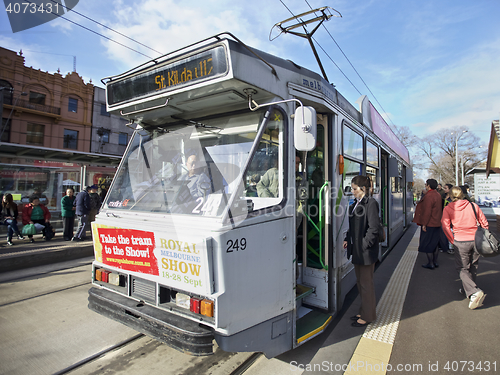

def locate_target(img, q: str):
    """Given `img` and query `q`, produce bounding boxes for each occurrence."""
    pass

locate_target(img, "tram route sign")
[107,45,228,106]
[3,0,79,33]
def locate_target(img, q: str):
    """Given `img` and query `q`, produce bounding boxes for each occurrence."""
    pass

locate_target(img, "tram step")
[295,284,314,301]
[296,309,332,345]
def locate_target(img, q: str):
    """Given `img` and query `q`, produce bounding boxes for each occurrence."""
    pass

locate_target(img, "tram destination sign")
[107,45,228,106]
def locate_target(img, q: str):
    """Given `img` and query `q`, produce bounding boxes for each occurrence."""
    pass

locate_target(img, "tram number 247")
[226,238,247,253]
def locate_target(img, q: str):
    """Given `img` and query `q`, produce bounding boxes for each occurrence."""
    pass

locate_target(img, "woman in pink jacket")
[441,186,489,310]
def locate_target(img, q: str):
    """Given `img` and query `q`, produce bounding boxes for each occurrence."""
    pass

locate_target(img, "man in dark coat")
[73,186,91,241]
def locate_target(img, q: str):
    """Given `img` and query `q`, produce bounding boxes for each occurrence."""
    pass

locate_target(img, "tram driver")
[170,153,213,213]
[182,154,212,199]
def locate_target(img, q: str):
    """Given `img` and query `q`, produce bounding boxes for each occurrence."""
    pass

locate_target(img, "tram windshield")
[104,108,284,218]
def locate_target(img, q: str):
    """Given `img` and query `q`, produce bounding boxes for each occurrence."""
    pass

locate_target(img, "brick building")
[0,46,121,230]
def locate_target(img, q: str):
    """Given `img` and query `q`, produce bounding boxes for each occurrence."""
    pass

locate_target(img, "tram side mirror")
[294,106,317,151]
[344,186,352,194]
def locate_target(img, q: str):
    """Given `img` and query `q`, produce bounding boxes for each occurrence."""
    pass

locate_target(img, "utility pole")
[452,130,468,186]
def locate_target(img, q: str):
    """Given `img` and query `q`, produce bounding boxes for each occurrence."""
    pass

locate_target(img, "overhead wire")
[279,0,396,127]
[47,0,164,56]
[303,0,396,127]
[277,0,361,95]
[20,0,157,60]
[10,0,398,127]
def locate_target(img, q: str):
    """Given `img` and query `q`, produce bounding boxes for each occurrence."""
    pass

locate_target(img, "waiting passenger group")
[413,179,488,310]
[0,185,101,246]
[341,175,489,331]
[67,185,101,241]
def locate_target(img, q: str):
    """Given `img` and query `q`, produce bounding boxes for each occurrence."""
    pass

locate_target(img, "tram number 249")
[226,238,247,253]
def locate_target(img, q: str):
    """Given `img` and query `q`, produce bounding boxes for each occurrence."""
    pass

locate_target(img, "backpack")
[366,197,386,243]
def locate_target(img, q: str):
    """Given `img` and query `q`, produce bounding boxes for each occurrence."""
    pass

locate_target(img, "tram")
[88,31,413,358]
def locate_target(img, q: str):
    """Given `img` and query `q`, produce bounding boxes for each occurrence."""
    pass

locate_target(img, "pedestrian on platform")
[88,185,101,223]
[73,186,91,241]
[343,175,380,327]
[1,193,24,245]
[441,186,488,310]
[22,196,51,243]
[61,188,76,241]
[413,178,443,269]
[437,183,446,199]
[443,183,453,207]
[438,183,454,254]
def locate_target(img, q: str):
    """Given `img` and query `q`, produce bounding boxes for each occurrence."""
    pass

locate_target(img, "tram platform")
[245,214,500,375]
[0,230,93,273]
[1,216,498,374]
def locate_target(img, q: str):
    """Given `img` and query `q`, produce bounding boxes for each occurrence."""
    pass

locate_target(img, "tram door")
[295,119,333,346]
[380,152,389,248]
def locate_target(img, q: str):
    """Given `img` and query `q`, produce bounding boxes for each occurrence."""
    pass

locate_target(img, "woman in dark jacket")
[1,193,24,245]
[343,175,380,327]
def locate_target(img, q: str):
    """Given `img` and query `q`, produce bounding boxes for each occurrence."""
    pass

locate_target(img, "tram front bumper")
[88,287,214,356]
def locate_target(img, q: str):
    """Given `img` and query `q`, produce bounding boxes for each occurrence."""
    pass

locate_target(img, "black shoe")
[30,238,35,243]
[433,263,439,268]
[422,263,435,270]
[17,235,24,240]
[7,240,14,246]
[352,320,369,327]
[350,315,361,321]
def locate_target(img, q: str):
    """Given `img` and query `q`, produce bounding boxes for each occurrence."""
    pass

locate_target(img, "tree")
[391,125,416,150]
[413,126,487,187]
[413,178,425,200]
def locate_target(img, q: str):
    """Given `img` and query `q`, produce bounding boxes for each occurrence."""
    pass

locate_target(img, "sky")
[1,0,497,152]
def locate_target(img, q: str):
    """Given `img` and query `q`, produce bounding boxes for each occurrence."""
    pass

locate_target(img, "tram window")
[103,109,285,218]
[391,177,403,193]
[366,140,378,167]
[343,125,363,161]
[391,177,398,193]
[342,159,363,195]
[244,108,284,210]
[366,166,379,194]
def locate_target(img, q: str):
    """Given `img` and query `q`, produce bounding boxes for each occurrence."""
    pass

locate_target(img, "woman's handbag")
[21,223,37,236]
[378,217,386,243]
[470,203,500,257]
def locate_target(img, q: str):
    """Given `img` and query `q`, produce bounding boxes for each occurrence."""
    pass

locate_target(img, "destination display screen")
[107,45,228,106]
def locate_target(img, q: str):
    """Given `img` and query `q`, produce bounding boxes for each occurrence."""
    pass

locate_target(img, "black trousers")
[354,263,377,322]
[62,216,75,240]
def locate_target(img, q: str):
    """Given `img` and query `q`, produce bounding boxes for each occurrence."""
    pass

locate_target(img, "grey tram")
[88,32,413,358]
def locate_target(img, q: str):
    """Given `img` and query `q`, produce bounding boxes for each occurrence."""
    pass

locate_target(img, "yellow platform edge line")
[344,230,420,374]
[297,316,333,344]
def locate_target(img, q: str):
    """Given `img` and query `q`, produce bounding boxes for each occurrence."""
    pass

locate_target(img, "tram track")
[0,260,93,283]
[0,280,90,307]
[54,330,263,375]
[53,333,145,375]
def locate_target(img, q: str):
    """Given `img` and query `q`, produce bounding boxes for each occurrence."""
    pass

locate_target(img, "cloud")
[402,38,500,142]
[97,0,293,73]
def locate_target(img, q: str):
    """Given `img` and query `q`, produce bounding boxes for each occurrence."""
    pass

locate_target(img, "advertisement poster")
[474,174,500,212]
[92,223,212,294]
